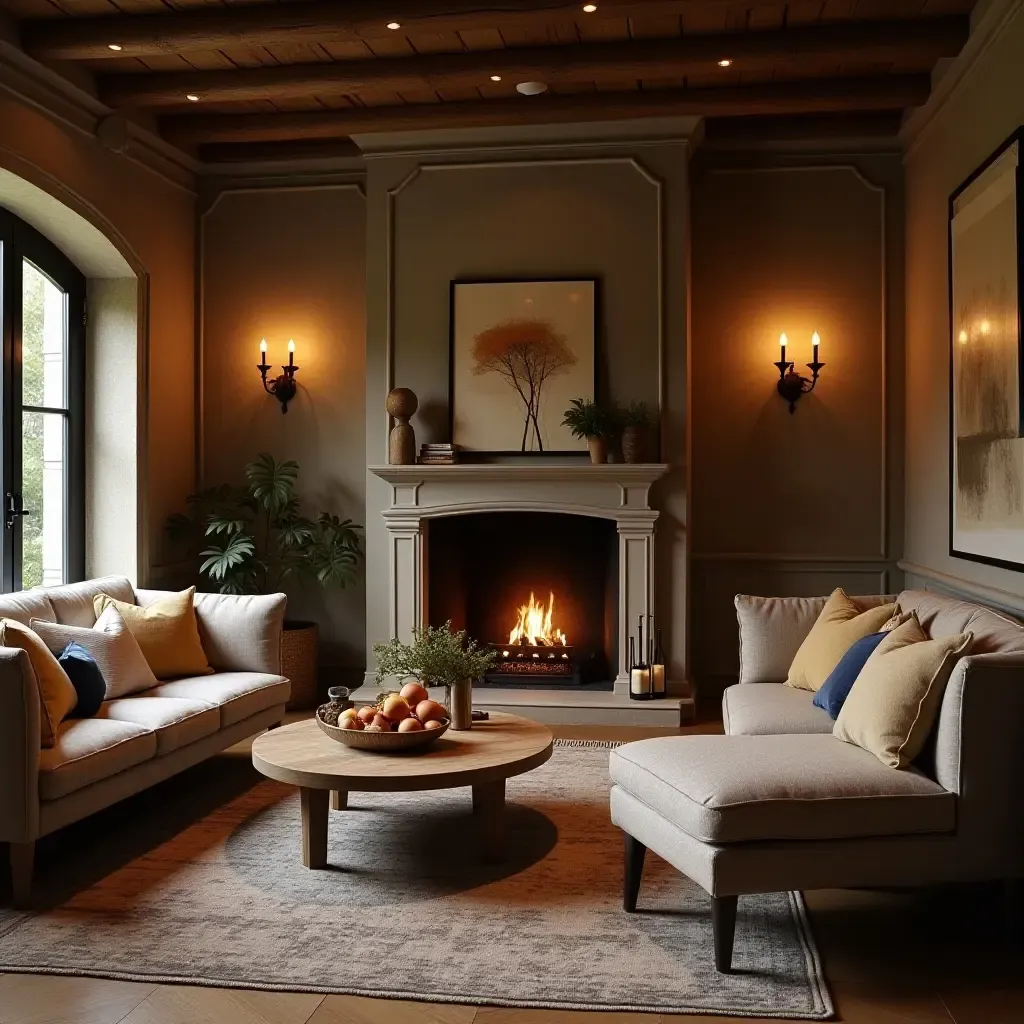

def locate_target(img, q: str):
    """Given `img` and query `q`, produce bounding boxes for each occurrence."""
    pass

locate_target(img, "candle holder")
[774,358,824,413]
[258,351,299,413]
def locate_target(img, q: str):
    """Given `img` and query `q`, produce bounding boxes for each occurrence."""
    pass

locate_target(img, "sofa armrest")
[734,593,898,684]
[0,646,40,843]
[932,651,1024,877]
[136,589,287,675]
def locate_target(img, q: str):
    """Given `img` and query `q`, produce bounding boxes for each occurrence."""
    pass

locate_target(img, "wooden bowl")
[315,705,450,752]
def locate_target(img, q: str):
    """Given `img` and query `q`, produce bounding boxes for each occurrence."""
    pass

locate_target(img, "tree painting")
[471,318,578,451]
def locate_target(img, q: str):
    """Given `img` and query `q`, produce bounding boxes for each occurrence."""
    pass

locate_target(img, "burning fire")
[508,591,567,647]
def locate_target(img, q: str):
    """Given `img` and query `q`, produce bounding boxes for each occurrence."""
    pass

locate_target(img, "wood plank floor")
[3,713,1022,1024]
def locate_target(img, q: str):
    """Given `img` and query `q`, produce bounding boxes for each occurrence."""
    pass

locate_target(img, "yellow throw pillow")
[93,587,212,680]
[785,589,897,692]
[0,618,77,748]
[834,615,973,769]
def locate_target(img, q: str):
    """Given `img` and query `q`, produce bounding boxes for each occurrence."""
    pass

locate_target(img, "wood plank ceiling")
[1,0,976,159]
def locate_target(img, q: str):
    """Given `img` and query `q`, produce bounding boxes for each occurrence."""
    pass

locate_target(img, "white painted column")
[616,519,656,696]
[384,512,426,643]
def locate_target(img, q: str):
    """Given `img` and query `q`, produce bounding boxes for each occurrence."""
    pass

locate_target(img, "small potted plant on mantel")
[619,401,653,464]
[167,453,363,709]
[562,398,615,464]
[373,622,496,730]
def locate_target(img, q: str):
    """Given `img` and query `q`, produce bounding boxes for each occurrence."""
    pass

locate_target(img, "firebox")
[428,512,618,689]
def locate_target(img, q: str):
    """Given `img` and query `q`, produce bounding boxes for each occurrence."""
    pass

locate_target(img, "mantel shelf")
[369,463,670,485]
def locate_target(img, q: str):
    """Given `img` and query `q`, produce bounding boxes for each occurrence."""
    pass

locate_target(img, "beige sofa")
[610,589,1024,972]
[1,576,289,907]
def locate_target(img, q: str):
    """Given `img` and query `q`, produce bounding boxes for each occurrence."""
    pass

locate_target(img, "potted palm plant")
[167,453,363,708]
[562,398,614,464]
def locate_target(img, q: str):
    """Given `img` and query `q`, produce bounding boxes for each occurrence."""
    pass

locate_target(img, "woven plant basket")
[282,620,319,709]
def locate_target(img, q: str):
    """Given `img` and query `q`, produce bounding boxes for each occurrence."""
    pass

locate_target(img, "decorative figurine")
[387,387,418,465]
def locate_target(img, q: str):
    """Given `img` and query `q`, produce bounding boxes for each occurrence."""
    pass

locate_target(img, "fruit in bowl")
[341,691,450,733]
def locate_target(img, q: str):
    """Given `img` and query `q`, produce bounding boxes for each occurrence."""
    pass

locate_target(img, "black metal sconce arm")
[258,360,299,413]
[775,359,825,414]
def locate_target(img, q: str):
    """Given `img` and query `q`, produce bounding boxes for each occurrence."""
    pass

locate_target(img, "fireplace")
[429,512,617,689]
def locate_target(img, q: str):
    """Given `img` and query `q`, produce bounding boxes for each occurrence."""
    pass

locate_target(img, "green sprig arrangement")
[373,621,497,688]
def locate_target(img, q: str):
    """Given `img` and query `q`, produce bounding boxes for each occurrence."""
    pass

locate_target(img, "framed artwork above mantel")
[449,278,598,457]
[949,126,1024,572]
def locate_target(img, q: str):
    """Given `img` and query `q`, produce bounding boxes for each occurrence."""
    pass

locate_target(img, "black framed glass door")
[0,208,85,592]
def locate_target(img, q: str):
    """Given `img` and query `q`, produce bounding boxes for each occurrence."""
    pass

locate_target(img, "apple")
[356,706,377,725]
[416,699,447,723]
[340,716,364,730]
[398,717,423,732]
[400,681,430,707]
[424,719,444,731]
[382,694,411,722]
[371,713,392,731]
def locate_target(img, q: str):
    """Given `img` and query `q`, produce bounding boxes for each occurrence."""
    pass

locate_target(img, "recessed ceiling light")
[718,58,732,67]
[516,81,548,95]
[108,43,122,51]
[386,21,401,29]
[490,74,502,81]
[186,93,200,102]
[582,3,598,11]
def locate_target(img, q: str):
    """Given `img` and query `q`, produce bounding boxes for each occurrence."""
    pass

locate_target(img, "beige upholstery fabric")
[0,647,41,842]
[896,590,1024,654]
[722,683,833,736]
[0,590,55,626]
[97,696,221,755]
[143,672,290,727]
[735,593,896,684]
[45,576,135,627]
[32,605,159,699]
[39,718,156,800]
[609,734,954,844]
[136,590,286,675]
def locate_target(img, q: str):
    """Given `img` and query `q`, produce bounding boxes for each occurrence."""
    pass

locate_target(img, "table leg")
[300,787,329,869]
[331,789,348,811]
[473,780,506,864]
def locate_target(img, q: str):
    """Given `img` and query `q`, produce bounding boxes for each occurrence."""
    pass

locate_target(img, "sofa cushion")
[143,671,289,727]
[136,591,286,675]
[0,589,55,626]
[97,696,221,755]
[46,576,135,627]
[608,734,955,844]
[39,718,157,800]
[735,592,896,684]
[813,631,890,720]
[896,590,1024,655]
[723,683,834,736]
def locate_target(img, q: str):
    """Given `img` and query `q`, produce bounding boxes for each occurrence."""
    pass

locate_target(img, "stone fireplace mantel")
[369,463,669,696]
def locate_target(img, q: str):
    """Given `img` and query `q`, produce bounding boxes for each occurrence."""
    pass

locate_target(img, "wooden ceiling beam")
[100,18,966,109]
[20,0,956,61]
[160,75,931,146]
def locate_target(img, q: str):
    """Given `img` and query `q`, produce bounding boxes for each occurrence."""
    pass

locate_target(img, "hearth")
[428,512,617,689]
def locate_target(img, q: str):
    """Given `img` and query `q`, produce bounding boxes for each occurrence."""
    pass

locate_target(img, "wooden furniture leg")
[10,840,34,909]
[623,833,647,912]
[712,895,738,973]
[300,788,329,869]
[472,780,506,863]
[331,790,348,811]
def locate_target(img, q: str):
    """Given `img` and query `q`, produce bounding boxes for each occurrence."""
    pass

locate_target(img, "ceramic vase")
[449,681,474,730]
[587,437,608,464]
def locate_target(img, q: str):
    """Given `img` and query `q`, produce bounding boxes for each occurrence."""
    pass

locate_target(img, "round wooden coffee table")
[251,712,553,868]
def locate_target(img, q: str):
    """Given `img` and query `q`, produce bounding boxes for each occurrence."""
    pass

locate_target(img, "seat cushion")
[143,672,289,727]
[97,696,221,755]
[609,734,955,844]
[723,683,834,736]
[39,718,157,800]
[44,576,136,627]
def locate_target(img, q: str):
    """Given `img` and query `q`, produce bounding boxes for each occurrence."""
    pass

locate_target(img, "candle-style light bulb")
[287,339,295,368]
[812,330,820,364]
[780,332,788,364]
[259,338,268,362]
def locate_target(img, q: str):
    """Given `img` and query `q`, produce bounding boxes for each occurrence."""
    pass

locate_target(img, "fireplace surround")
[368,463,668,696]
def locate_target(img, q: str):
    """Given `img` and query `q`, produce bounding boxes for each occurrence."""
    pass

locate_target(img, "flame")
[508,591,567,646]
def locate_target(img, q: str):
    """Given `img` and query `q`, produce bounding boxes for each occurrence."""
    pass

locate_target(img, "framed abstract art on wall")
[449,278,597,456]
[949,127,1024,570]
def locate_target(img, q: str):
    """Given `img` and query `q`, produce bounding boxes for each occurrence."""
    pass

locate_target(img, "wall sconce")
[257,338,299,413]
[773,332,825,413]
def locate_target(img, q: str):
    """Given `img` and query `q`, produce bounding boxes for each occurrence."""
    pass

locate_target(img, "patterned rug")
[0,740,832,1018]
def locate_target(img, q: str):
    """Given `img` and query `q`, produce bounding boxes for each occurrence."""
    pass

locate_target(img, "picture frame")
[948,126,1024,571]
[448,278,598,456]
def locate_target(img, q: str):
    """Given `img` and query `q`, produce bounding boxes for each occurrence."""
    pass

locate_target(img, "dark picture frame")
[448,277,599,456]
[948,125,1024,572]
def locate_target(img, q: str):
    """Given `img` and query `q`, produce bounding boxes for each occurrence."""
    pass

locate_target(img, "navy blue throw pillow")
[59,642,107,718]
[813,631,889,720]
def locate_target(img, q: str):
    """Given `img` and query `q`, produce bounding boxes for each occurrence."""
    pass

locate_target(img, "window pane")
[22,410,66,588]
[22,260,67,410]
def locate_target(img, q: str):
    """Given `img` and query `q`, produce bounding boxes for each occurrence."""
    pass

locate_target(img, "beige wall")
[903,2,1024,610]
[0,91,195,583]
[364,137,690,689]
[200,184,367,673]
[690,152,905,685]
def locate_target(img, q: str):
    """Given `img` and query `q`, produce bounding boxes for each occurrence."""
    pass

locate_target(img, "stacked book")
[418,443,460,465]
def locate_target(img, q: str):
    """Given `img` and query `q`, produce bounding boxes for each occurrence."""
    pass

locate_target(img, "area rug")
[0,740,832,1018]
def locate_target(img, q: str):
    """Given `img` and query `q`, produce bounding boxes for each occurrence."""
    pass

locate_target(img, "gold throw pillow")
[785,589,897,692]
[93,587,212,680]
[834,615,973,769]
[0,617,77,747]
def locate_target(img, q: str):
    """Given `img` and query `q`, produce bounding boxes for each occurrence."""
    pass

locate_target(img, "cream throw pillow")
[0,618,77,747]
[93,587,211,679]
[785,589,897,692]
[834,615,973,769]
[31,605,159,699]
